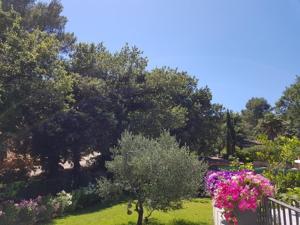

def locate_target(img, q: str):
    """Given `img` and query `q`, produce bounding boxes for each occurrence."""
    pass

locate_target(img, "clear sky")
[58,0,300,111]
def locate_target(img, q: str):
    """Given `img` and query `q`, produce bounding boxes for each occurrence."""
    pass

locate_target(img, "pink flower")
[207,170,274,225]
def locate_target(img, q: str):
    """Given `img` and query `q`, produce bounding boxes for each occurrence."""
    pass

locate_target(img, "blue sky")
[59,0,300,111]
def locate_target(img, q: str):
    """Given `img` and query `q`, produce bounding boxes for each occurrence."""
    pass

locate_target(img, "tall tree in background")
[276,76,300,138]
[175,88,224,155]
[256,113,285,140]
[1,0,76,53]
[225,111,236,157]
[70,43,224,155]
[241,97,271,137]
[0,11,73,162]
[128,68,191,137]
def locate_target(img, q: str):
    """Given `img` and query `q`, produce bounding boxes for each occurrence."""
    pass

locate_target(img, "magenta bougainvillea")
[206,171,274,225]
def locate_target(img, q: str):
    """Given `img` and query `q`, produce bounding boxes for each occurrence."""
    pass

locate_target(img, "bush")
[0,196,54,225]
[278,187,300,207]
[0,181,27,201]
[51,190,72,216]
[0,191,75,224]
[263,170,300,193]
[0,201,18,225]
[69,184,101,211]
[235,146,264,162]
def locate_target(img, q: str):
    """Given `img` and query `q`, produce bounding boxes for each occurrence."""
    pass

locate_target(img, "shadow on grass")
[68,198,129,216]
[118,219,211,225]
[188,198,210,204]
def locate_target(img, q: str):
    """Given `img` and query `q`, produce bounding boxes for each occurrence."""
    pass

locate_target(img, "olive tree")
[96,131,207,225]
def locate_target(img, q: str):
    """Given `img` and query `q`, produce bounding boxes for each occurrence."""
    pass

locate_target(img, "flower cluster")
[51,190,72,216]
[206,171,274,225]
[0,196,51,225]
[205,171,239,196]
[0,190,73,225]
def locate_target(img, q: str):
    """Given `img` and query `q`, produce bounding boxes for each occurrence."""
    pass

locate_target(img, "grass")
[50,198,213,225]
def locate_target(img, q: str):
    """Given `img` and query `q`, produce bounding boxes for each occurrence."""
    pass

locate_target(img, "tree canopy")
[1,0,300,181]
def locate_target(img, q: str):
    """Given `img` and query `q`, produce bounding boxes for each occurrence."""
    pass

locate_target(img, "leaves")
[96,131,207,216]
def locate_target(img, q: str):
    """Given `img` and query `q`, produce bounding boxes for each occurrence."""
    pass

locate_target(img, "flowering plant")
[206,171,274,225]
[205,171,239,196]
[51,190,72,216]
[0,196,53,225]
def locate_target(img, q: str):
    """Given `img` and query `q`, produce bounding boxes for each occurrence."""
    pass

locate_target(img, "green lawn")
[51,198,213,225]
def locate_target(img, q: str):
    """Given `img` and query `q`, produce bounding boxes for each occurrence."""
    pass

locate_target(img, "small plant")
[229,158,254,171]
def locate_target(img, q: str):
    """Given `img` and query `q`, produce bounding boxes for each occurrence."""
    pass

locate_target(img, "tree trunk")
[136,201,144,225]
[73,149,81,175]
[46,153,60,178]
[137,209,143,225]
[72,149,81,188]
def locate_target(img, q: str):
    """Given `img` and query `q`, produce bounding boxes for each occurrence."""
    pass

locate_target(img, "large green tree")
[241,97,271,137]
[97,131,207,225]
[276,76,300,137]
[1,0,76,53]
[256,113,285,140]
[128,68,191,137]
[0,10,73,164]
[225,111,236,157]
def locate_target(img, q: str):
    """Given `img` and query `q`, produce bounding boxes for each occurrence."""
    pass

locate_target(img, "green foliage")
[256,113,285,140]
[276,76,300,137]
[225,111,236,157]
[0,1,223,179]
[229,158,254,171]
[278,187,300,206]
[0,181,27,201]
[0,195,55,225]
[263,170,300,193]
[69,184,101,211]
[0,10,74,171]
[257,135,300,170]
[1,0,75,52]
[241,97,271,137]
[51,190,73,216]
[129,68,189,136]
[235,146,264,162]
[96,131,207,225]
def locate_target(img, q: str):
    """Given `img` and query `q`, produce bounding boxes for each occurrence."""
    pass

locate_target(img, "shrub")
[264,170,300,193]
[257,135,300,170]
[0,201,18,225]
[0,181,27,201]
[51,190,72,216]
[278,187,300,207]
[0,196,54,225]
[69,184,100,211]
[235,146,264,162]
